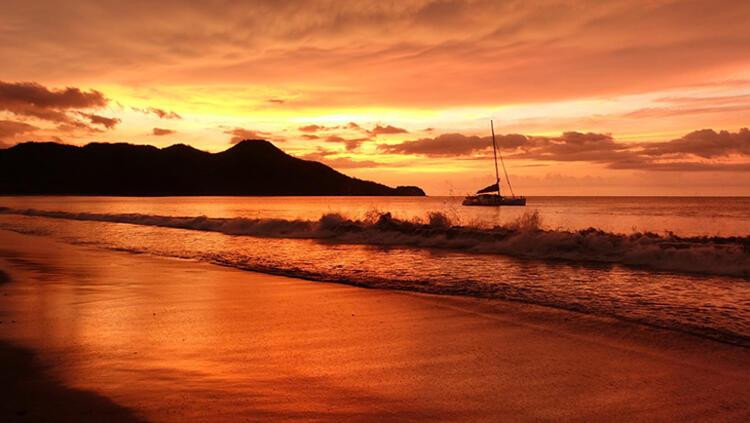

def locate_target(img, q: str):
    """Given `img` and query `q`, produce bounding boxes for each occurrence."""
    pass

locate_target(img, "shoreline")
[1,229,748,421]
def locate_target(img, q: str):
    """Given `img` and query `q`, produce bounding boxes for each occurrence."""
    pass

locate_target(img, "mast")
[490,120,501,194]
[495,121,516,198]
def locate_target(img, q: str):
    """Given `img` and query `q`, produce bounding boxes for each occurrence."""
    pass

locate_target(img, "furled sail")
[476,182,499,194]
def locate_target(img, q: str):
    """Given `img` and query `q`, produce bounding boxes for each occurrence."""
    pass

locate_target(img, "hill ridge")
[0,140,426,196]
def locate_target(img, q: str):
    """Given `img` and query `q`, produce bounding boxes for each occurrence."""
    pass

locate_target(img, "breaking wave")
[2,206,749,278]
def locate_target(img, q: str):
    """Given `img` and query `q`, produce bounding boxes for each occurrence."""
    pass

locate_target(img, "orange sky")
[2,0,750,195]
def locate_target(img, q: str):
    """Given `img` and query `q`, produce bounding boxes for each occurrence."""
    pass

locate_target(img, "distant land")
[0,140,426,196]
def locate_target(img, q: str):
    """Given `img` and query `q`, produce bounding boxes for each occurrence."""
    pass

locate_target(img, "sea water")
[1,196,749,345]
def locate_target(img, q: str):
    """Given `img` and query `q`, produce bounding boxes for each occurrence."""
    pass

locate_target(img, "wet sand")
[1,229,748,422]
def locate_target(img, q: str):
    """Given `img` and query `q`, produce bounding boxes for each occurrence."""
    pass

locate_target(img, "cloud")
[609,159,750,172]
[299,124,326,133]
[639,128,750,158]
[55,121,104,133]
[528,129,750,171]
[152,127,176,136]
[654,93,750,107]
[2,2,750,110]
[379,133,493,156]
[605,153,750,172]
[380,131,620,160]
[0,81,107,123]
[623,93,750,119]
[298,148,382,169]
[509,132,626,162]
[0,119,38,142]
[224,127,284,144]
[381,128,750,172]
[267,98,285,104]
[624,105,750,119]
[298,124,348,133]
[299,122,405,138]
[370,124,408,136]
[297,122,380,149]
[324,135,370,151]
[225,128,268,144]
[315,156,381,169]
[76,112,120,129]
[133,107,182,119]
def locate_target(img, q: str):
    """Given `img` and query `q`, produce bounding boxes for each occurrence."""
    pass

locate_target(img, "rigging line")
[490,120,500,191]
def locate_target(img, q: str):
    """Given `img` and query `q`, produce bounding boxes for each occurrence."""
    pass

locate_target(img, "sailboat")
[462,120,526,206]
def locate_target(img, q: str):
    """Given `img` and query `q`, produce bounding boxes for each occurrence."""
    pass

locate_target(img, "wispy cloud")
[370,124,408,136]
[224,127,284,144]
[324,135,371,151]
[76,112,120,129]
[0,119,38,144]
[298,148,384,169]
[132,107,182,119]
[0,81,108,126]
[152,127,176,136]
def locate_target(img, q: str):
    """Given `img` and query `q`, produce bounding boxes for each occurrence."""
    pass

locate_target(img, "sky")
[1,0,750,195]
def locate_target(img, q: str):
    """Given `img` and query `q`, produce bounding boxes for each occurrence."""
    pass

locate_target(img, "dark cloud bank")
[380,128,750,172]
[0,81,117,131]
[0,81,188,144]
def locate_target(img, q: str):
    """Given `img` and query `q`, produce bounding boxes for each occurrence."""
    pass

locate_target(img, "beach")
[1,229,748,422]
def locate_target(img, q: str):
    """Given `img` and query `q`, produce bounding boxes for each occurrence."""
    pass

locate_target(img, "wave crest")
[2,207,749,277]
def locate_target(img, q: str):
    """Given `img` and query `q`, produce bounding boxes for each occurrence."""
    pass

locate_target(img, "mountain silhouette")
[0,140,426,196]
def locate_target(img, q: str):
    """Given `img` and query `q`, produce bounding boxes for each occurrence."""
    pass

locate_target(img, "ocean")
[1,196,749,346]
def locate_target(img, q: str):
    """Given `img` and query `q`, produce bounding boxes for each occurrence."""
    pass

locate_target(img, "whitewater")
[0,196,749,346]
[2,206,750,278]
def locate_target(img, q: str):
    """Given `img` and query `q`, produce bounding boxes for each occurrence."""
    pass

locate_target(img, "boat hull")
[462,195,526,206]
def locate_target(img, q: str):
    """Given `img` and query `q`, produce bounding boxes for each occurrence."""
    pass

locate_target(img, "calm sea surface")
[1,196,749,345]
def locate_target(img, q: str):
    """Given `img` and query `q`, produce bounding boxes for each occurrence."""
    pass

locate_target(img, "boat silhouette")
[462,120,526,206]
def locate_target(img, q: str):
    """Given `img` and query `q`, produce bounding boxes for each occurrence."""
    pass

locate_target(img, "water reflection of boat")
[462,120,526,207]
